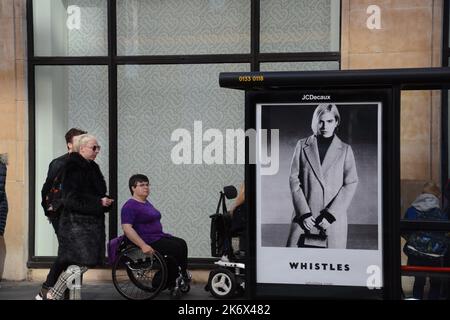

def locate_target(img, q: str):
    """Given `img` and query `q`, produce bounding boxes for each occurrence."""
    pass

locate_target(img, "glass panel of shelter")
[399,90,449,300]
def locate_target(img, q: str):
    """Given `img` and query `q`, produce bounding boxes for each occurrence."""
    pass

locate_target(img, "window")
[399,1,450,299]
[32,0,108,56]
[117,0,251,55]
[34,65,109,256]
[117,64,247,257]
[28,0,341,261]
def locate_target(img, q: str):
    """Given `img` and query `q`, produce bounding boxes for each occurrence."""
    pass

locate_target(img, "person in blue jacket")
[404,181,448,300]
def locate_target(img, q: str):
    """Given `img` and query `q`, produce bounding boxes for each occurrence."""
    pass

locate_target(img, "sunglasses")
[87,145,101,152]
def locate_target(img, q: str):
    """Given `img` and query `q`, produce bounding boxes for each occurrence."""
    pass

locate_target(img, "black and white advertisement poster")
[256,94,383,288]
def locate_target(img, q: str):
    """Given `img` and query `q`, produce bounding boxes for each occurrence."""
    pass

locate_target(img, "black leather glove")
[316,209,336,225]
[293,213,312,231]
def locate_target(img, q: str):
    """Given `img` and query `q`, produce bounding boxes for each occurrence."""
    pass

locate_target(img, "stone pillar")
[0,0,28,280]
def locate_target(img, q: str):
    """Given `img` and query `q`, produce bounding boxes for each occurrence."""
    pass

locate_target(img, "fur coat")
[57,152,108,266]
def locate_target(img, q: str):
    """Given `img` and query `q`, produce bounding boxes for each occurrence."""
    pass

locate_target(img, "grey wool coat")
[286,135,358,249]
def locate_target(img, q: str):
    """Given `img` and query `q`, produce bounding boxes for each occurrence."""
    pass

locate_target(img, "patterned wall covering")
[33,0,339,256]
[117,64,247,257]
[261,61,340,72]
[34,66,109,255]
[260,0,336,53]
[117,0,251,55]
[68,66,109,183]
[66,0,108,56]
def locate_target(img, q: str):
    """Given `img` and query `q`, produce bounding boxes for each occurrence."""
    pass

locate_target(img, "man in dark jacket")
[41,128,87,229]
[0,154,8,237]
[36,128,86,300]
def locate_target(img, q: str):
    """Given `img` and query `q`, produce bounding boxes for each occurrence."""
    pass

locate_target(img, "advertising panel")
[252,89,389,298]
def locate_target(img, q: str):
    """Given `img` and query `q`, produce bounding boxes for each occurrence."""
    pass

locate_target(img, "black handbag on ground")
[298,229,328,248]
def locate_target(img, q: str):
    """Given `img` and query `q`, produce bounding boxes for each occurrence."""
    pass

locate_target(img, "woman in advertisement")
[286,103,358,249]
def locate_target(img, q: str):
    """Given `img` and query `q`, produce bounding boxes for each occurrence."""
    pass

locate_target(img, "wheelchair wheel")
[208,268,237,299]
[180,280,191,293]
[112,246,168,300]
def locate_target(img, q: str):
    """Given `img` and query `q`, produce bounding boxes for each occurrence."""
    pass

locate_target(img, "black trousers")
[151,236,188,275]
[43,217,69,289]
[408,256,443,300]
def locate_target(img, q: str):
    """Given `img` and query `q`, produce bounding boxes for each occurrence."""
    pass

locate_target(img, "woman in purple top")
[121,174,190,284]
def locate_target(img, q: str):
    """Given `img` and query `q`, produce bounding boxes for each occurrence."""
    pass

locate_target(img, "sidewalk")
[0,280,220,300]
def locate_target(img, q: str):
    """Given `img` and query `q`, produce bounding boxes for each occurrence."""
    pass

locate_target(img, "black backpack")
[210,213,227,257]
[403,231,448,263]
[44,167,65,218]
[403,207,449,263]
[209,186,237,257]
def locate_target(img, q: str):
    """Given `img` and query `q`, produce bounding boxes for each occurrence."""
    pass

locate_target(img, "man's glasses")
[88,145,101,152]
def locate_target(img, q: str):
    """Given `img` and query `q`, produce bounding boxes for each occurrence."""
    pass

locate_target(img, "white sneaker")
[220,255,229,262]
[35,288,48,300]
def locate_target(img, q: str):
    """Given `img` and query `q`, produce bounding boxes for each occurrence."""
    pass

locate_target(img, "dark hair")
[129,174,149,195]
[65,128,87,145]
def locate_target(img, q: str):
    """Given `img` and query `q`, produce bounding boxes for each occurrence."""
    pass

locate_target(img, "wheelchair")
[111,240,190,300]
[205,185,246,299]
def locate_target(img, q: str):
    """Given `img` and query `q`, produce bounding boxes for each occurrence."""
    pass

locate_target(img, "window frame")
[26,0,342,267]
[442,0,449,188]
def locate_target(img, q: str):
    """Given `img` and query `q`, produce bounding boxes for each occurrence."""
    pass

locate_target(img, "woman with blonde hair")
[43,134,114,300]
